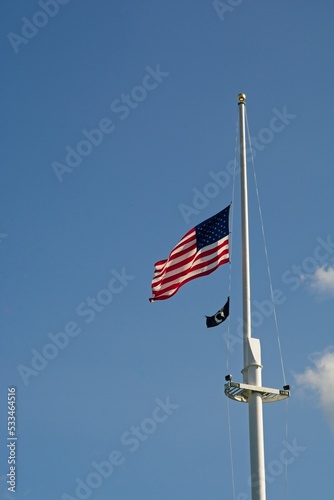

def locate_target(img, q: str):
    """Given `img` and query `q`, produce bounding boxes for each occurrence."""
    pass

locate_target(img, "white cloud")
[304,265,334,298]
[294,348,334,432]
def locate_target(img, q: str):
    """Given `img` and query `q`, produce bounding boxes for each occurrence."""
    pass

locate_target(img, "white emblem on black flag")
[205,297,230,328]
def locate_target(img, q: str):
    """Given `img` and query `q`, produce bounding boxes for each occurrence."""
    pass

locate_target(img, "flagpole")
[238,93,251,360]
[225,94,289,498]
[238,93,266,500]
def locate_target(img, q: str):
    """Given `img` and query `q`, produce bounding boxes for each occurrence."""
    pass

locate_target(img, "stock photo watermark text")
[61,396,180,500]
[52,64,169,183]
[236,438,306,499]
[17,267,135,386]
[223,235,334,351]
[7,0,71,54]
[179,106,296,224]
[213,0,245,22]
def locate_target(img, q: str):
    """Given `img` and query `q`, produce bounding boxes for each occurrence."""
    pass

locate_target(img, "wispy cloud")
[303,265,334,298]
[294,348,334,432]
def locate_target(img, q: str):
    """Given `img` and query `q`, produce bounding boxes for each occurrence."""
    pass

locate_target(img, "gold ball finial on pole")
[238,93,246,102]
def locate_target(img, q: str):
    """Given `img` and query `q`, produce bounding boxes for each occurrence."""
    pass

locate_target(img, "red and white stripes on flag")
[149,206,230,301]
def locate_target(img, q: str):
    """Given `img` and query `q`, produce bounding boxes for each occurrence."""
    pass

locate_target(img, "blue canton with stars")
[195,205,230,250]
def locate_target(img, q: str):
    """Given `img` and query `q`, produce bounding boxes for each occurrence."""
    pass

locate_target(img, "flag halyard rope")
[245,107,289,500]
[226,110,239,374]
[244,108,287,387]
[224,109,239,500]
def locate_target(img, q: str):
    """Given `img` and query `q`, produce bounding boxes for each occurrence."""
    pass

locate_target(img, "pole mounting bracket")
[224,380,290,403]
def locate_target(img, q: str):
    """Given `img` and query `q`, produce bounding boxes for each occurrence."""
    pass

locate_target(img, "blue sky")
[1,1,334,499]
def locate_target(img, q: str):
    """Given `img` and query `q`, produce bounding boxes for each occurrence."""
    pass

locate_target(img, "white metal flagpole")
[238,93,266,500]
[224,94,290,500]
[238,93,252,362]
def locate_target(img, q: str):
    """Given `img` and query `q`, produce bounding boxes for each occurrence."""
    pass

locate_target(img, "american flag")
[149,205,230,301]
